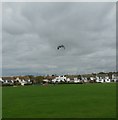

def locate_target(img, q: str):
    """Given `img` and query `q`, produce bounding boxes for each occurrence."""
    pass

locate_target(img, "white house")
[100,78,104,83]
[51,79,57,83]
[96,76,104,83]
[14,77,32,86]
[52,76,67,83]
[105,76,111,83]
[112,74,117,82]
[66,78,70,82]
[43,79,49,83]
[74,78,80,83]
[15,77,21,82]
[90,77,94,81]
[82,77,88,83]
[0,77,3,82]
[96,76,99,83]
[0,77,4,85]
[20,79,27,86]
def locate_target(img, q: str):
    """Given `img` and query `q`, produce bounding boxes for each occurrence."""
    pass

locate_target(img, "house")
[73,78,80,83]
[105,76,111,83]
[52,76,67,83]
[81,76,88,83]
[96,76,100,83]
[18,76,32,86]
[0,77,4,85]
[66,78,70,82]
[96,77,104,83]
[89,77,96,83]
[112,74,117,82]
[0,77,3,82]
[96,74,111,83]
[1,76,32,86]
[1,77,14,86]
[42,79,49,84]
[96,76,103,83]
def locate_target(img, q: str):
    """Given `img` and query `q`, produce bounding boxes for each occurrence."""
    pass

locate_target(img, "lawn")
[2,83,116,118]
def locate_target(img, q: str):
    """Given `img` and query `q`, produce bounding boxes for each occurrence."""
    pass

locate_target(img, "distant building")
[1,76,32,86]
[52,76,66,83]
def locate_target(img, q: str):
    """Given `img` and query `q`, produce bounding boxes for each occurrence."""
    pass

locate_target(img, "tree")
[99,72,105,74]
[77,75,82,80]
[35,76,44,83]
[27,75,34,80]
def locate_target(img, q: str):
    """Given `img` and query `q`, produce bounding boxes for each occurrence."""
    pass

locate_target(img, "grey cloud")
[2,2,116,76]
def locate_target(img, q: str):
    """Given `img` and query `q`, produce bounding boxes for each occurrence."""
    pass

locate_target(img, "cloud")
[2,2,116,76]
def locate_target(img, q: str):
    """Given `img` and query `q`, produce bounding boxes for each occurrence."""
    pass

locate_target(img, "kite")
[57,45,65,50]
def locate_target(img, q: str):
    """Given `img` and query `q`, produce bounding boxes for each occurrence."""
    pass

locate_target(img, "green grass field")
[2,83,116,118]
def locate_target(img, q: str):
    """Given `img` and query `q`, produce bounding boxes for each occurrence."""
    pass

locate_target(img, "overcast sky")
[2,2,116,76]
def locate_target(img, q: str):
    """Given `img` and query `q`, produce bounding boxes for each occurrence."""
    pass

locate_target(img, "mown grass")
[2,83,116,118]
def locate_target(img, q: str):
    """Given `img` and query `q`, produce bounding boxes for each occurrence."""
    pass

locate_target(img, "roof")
[2,76,30,80]
[2,77,15,80]
[96,74,108,78]
[44,76,56,80]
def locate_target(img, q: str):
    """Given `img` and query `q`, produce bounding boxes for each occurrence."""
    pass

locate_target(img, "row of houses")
[43,74,118,84]
[0,76,32,86]
[0,73,117,86]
